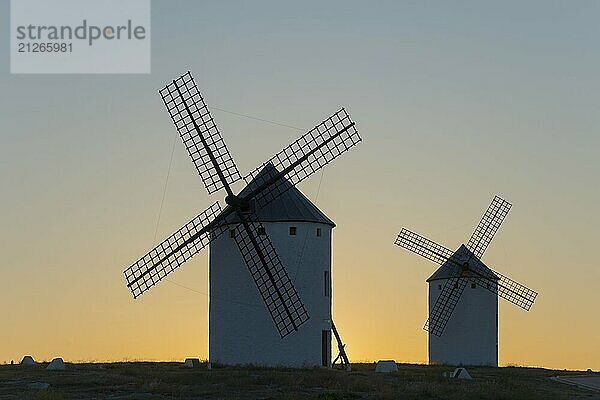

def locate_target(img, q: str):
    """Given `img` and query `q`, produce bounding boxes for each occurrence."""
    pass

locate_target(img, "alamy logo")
[10,0,151,74]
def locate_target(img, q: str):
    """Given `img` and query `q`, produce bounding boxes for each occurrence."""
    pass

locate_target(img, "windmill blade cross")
[395,228,455,265]
[159,71,242,195]
[467,196,512,259]
[397,196,537,338]
[232,215,310,338]
[126,70,360,337]
[124,201,226,298]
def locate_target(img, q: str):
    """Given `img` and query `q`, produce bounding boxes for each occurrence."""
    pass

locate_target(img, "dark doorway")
[322,330,331,367]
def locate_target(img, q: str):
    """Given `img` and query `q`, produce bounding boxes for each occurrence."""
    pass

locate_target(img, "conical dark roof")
[214,163,335,227]
[427,244,499,281]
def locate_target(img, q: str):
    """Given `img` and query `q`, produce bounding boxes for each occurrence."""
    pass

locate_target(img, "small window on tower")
[289,226,297,236]
[316,228,322,237]
[438,284,442,290]
[229,229,236,238]
[454,283,459,289]
[257,227,266,236]
[324,271,330,297]
[471,283,476,289]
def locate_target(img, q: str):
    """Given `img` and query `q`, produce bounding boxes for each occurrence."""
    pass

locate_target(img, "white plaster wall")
[209,221,332,367]
[428,279,498,366]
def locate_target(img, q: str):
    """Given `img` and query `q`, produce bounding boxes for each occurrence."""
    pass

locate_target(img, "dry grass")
[0,362,598,399]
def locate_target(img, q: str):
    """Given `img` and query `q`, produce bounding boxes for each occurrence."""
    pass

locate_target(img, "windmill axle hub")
[225,194,241,206]
[226,195,253,214]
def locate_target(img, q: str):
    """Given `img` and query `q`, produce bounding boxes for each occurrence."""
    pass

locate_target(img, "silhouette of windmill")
[395,195,538,365]
[122,72,360,366]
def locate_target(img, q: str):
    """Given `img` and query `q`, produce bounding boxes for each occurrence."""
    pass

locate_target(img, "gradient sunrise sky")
[1,0,599,370]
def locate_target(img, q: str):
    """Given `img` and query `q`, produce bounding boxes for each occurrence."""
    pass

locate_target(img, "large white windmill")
[123,71,359,368]
[395,196,538,366]
[210,163,337,366]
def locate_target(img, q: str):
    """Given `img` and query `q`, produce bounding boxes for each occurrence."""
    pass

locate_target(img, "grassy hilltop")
[0,362,598,400]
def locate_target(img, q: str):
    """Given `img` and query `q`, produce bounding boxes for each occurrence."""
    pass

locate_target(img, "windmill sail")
[395,228,455,265]
[466,196,512,259]
[124,202,226,298]
[425,276,471,337]
[471,269,538,311]
[232,216,310,338]
[159,71,242,195]
[244,107,361,209]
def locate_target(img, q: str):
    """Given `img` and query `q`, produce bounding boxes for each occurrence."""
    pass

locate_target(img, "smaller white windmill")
[395,195,538,366]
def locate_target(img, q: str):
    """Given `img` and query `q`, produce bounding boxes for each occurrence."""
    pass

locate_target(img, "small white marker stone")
[184,358,201,368]
[46,358,66,370]
[449,367,472,379]
[28,382,50,390]
[375,360,398,373]
[20,355,36,366]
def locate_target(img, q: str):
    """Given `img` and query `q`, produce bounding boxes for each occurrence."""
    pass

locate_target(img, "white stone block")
[184,358,201,368]
[27,382,50,390]
[20,355,36,365]
[46,358,66,370]
[444,367,472,379]
[375,360,398,373]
